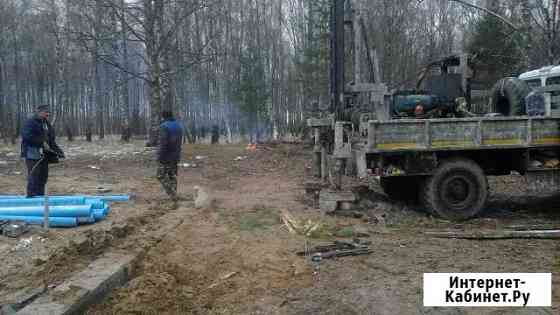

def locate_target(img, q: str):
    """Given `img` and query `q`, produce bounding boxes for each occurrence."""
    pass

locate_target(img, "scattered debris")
[96,186,113,194]
[280,210,324,237]
[2,221,29,238]
[220,271,238,280]
[11,237,34,251]
[207,271,239,289]
[32,255,50,266]
[425,229,560,240]
[544,158,560,168]
[234,156,248,161]
[297,239,373,261]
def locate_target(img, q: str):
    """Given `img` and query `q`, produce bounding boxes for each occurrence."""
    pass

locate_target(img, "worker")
[157,110,183,203]
[20,105,65,198]
[414,101,425,118]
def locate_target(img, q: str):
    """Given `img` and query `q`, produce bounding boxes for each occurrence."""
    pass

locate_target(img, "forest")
[0,0,558,144]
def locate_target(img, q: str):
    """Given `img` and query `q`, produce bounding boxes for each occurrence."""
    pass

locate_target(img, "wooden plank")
[430,120,477,148]
[364,117,560,153]
[531,119,560,145]
[425,229,560,239]
[373,121,425,149]
[481,119,526,146]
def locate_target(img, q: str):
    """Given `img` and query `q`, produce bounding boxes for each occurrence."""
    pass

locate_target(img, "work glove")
[43,143,65,159]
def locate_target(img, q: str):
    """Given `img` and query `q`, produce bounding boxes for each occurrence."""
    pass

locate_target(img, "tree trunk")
[94,0,104,140]
[145,0,164,147]
[12,28,20,145]
[0,58,4,142]
[120,0,131,142]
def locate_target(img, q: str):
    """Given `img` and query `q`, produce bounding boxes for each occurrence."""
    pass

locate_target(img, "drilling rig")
[307,0,390,211]
[306,0,560,221]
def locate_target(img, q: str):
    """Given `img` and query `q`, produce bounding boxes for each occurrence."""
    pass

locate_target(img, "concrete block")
[17,251,137,315]
[15,295,67,315]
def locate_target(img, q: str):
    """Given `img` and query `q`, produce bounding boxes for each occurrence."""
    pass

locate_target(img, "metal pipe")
[44,184,49,229]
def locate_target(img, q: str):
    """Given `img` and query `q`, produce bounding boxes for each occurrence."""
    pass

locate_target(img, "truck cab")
[519,65,560,88]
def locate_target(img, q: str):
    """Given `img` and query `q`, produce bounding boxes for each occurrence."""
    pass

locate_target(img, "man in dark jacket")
[21,105,65,197]
[157,110,183,201]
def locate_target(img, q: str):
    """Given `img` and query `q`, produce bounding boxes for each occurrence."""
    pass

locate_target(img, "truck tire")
[490,77,531,116]
[380,177,419,202]
[421,158,488,220]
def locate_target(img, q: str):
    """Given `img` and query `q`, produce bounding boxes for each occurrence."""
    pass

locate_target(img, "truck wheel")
[421,159,488,220]
[490,77,531,116]
[380,177,419,202]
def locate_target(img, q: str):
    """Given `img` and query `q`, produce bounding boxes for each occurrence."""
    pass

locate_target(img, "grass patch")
[238,211,278,231]
[334,226,355,238]
[236,205,280,232]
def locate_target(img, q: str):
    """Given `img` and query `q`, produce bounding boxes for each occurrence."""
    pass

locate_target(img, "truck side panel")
[366,117,560,153]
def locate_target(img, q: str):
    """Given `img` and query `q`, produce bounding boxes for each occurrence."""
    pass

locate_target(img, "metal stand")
[43,184,49,229]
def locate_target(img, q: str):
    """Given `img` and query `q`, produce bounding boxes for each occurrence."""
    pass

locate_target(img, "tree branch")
[448,0,519,31]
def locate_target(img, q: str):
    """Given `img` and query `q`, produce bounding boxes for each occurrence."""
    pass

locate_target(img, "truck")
[308,0,560,221]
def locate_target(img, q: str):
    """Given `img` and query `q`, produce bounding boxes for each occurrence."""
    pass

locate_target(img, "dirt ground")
[0,139,558,315]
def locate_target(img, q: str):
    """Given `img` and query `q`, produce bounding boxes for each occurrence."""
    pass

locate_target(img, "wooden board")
[366,116,560,153]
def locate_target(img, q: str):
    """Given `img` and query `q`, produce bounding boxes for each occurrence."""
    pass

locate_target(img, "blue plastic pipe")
[85,199,106,209]
[94,205,111,220]
[0,195,130,203]
[0,215,78,227]
[0,197,88,207]
[0,205,92,217]
[77,216,96,224]
[44,195,129,202]
[0,197,108,209]
[93,209,106,221]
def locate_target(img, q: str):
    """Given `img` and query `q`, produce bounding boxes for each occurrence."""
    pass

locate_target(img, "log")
[425,230,560,240]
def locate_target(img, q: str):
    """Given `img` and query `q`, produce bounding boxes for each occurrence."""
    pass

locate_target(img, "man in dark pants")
[157,110,183,202]
[21,105,65,197]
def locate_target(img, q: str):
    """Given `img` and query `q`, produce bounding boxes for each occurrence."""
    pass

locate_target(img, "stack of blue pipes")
[0,195,130,228]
